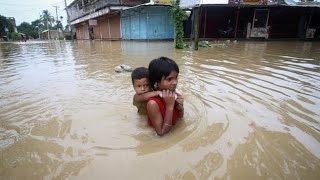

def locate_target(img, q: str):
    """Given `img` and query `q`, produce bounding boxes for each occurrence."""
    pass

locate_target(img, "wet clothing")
[147,96,179,127]
[133,101,147,115]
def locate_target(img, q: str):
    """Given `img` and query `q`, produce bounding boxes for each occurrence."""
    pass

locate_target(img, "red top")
[147,96,179,127]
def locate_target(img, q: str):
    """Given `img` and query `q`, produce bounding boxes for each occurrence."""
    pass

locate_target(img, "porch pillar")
[194,6,200,50]
[234,9,240,38]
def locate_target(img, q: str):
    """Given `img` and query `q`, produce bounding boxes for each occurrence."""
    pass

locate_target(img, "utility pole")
[53,5,60,40]
[47,19,50,40]
[64,0,73,40]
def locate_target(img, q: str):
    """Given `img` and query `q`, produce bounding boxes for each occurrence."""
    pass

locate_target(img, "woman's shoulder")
[147,96,164,109]
[147,96,161,101]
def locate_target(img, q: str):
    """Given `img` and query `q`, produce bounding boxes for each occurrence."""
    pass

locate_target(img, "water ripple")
[1,41,320,179]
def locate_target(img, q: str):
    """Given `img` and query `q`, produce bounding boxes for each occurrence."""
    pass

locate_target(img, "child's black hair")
[131,67,149,84]
[148,56,179,90]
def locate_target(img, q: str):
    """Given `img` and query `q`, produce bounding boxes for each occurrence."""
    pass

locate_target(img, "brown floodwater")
[0,40,320,179]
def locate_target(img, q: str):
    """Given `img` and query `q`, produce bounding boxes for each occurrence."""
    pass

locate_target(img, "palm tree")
[40,10,55,30]
[40,10,55,39]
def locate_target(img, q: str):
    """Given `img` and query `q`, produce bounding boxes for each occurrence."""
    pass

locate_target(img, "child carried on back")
[131,67,162,114]
[131,57,184,137]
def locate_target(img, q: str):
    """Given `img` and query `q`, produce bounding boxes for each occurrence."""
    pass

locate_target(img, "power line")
[0,1,65,7]
[0,2,46,7]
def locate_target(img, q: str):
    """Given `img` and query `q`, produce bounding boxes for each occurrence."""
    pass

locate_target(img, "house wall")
[75,13,121,40]
[190,6,318,39]
[75,23,89,40]
[96,14,121,40]
[121,6,174,40]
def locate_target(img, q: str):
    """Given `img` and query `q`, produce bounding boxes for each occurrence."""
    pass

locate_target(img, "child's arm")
[133,91,162,103]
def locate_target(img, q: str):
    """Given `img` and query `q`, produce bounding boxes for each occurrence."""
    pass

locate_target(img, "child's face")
[133,78,151,95]
[158,70,178,91]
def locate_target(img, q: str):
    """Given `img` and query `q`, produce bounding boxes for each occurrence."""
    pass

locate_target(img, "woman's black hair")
[148,56,179,90]
[131,67,149,84]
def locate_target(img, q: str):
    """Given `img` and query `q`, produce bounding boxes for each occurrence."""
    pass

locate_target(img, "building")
[181,0,320,40]
[121,4,174,40]
[66,0,149,40]
[41,30,68,40]
[6,17,17,32]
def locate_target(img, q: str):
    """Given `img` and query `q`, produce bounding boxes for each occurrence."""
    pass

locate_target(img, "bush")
[171,0,187,49]
[9,32,20,41]
[199,41,211,48]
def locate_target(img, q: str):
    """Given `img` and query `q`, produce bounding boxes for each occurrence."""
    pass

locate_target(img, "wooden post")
[234,9,239,38]
[194,6,200,50]
[307,8,314,30]
[204,7,207,38]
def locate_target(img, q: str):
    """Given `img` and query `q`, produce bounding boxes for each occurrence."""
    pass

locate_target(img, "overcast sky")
[0,0,73,26]
[1,0,319,26]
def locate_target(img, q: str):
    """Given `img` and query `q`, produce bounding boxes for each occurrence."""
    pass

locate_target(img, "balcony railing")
[68,0,149,22]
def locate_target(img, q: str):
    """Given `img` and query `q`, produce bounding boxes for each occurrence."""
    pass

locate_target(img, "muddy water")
[0,40,319,179]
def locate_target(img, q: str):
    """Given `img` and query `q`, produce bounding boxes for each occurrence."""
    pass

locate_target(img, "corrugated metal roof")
[279,0,320,7]
[197,1,320,8]
[122,2,171,11]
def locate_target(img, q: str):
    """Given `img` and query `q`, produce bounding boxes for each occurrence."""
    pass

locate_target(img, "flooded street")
[1,40,320,179]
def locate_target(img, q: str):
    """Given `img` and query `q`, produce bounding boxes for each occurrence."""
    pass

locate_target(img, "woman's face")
[158,70,178,91]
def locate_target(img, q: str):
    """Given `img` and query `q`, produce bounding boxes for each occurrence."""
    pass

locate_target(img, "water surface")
[0,40,320,179]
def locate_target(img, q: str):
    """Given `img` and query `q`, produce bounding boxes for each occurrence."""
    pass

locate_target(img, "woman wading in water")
[147,57,184,136]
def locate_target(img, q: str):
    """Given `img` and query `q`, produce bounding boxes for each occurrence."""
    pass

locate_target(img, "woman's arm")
[176,94,184,118]
[146,90,175,136]
[134,91,162,102]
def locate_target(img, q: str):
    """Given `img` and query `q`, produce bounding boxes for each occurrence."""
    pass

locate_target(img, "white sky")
[1,0,319,26]
[0,0,73,26]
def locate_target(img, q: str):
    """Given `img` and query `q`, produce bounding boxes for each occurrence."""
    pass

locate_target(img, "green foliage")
[9,32,20,41]
[53,20,63,31]
[17,22,38,39]
[0,14,14,37]
[183,42,190,48]
[40,10,55,29]
[199,41,212,48]
[171,0,187,49]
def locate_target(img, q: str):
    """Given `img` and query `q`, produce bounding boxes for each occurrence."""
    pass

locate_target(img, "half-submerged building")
[181,0,320,40]
[67,0,149,40]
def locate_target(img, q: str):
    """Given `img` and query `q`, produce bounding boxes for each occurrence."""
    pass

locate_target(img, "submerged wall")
[121,6,174,40]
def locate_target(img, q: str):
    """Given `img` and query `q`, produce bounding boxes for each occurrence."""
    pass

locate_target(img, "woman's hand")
[175,93,184,111]
[162,90,176,108]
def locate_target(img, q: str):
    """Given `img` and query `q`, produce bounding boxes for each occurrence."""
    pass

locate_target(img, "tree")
[65,24,70,32]
[17,22,38,39]
[31,19,44,30]
[171,0,187,49]
[40,10,55,30]
[0,14,14,37]
[31,19,44,38]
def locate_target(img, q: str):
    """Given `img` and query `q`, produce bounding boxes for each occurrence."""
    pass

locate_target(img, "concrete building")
[67,0,149,40]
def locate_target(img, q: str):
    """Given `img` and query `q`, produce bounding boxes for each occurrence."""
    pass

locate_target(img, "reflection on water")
[0,40,320,179]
